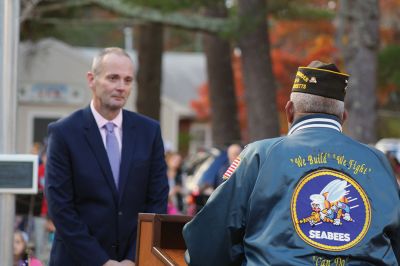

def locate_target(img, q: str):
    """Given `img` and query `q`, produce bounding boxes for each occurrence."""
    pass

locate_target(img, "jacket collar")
[288,114,342,136]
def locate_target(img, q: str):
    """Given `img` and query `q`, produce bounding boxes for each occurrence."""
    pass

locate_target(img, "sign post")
[0,155,39,194]
[0,1,20,264]
[0,155,38,263]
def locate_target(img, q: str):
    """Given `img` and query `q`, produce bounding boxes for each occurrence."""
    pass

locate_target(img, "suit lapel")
[118,110,138,202]
[83,107,119,200]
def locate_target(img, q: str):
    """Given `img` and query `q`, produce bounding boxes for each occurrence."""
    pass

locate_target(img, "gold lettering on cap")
[296,71,309,82]
[293,83,307,89]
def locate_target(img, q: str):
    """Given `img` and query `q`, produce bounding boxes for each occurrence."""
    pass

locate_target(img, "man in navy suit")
[45,47,169,266]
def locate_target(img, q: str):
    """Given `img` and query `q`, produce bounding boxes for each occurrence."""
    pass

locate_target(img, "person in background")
[194,147,228,213]
[166,152,185,214]
[182,148,220,216]
[32,145,50,263]
[183,61,400,265]
[30,142,42,158]
[216,143,242,187]
[195,144,243,212]
[14,230,43,266]
[45,47,169,266]
[201,144,243,191]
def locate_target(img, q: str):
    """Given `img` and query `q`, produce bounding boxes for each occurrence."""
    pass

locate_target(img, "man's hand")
[120,260,135,266]
[103,260,120,266]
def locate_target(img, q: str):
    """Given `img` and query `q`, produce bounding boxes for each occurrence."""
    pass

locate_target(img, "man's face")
[88,53,134,114]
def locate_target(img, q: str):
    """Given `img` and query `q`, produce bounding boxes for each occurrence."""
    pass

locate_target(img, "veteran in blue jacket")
[46,47,169,266]
[183,61,400,265]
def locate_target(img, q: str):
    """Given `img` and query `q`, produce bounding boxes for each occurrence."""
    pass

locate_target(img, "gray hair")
[290,92,344,118]
[91,47,132,76]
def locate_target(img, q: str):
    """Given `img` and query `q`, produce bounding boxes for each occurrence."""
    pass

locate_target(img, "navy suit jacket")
[45,106,169,266]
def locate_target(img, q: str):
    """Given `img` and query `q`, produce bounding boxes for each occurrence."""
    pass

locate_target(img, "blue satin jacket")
[183,114,400,266]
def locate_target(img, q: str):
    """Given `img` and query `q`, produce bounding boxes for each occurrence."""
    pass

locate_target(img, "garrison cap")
[292,61,349,101]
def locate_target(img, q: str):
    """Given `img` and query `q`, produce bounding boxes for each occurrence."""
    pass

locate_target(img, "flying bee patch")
[291,169,371,251]
[223,157,241,180]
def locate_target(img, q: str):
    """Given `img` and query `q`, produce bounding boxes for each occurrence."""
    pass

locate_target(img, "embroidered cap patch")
[291,169,371,251]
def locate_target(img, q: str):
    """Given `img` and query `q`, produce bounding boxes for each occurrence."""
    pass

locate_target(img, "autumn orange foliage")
[271,20,339,125]
[191,18,339,139]
[191,0,400,141]
[377,0,400,107]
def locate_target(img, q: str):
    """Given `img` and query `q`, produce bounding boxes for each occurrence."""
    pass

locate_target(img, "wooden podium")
[136,213,192,266]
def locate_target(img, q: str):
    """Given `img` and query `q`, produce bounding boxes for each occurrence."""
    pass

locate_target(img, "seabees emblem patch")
[291,169,371,251]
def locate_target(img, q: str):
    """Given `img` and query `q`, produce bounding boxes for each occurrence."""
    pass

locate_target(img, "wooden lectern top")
[136,213,192,266]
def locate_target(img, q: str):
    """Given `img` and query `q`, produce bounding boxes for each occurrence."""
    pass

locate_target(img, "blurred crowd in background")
[12,138,400,265]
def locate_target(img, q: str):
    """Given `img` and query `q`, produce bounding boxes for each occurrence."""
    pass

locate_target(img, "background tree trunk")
[338,0,379,143]
[238,0,280,142]
[202,4,241,149]
[136,22,163,120]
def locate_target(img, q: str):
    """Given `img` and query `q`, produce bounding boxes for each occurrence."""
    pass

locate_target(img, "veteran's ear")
[285,100,295,125]
[341,109,348,125]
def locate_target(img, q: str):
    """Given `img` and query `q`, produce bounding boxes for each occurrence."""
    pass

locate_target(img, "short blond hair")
[91,47,132,76]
